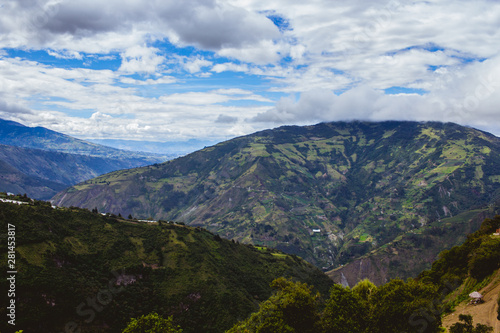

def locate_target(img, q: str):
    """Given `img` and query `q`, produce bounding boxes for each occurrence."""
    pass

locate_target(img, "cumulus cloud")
[2,0,500,141]
[218,39,286,64]
[212,88,253,95]
[211,62,249,73]
[120,76,176,85]
[119,46,165,74]
[0,0,281,64]
[180,56,213,74]
[252,55,500,135]
[0,54,276,141]
[0,100,33,115]
[46,49,83,60]
[157,0,279,51]
[237,0,500,90]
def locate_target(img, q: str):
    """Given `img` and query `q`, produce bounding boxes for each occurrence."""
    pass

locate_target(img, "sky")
[0,0,499,142]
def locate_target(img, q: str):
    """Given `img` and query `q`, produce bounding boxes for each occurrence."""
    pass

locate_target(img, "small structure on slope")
[468,291,483,305]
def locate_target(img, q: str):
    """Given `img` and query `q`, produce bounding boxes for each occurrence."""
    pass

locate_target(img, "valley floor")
[442,270,500,332]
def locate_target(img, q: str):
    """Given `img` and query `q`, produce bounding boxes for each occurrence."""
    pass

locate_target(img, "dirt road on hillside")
[443,272,500,332]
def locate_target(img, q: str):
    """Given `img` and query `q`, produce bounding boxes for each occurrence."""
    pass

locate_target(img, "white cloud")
[232,0,500,90]
[252,55,500,135]
[119,45,165,74]
[0,55,276,140]
[158,0,279,51]
[160,92,232,106]
[120,76,176,85]
[179,56,213,74]
[159,89,272,106]
[215,114,239,123]
[0,0,282,64]
[47,49,83,60]
[211,62,249,73]
[90,112,112,120]
[212,88,252,95]
[2,0,500,141]
[0,100,33,115]
[218,39,285,64]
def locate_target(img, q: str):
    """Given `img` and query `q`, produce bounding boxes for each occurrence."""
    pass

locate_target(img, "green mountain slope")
[0,197,332,333]
[52,121,500,275]
[0,155,68,199]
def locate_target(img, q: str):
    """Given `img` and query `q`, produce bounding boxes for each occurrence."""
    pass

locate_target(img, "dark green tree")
[227,277,320,333]
[449,314,493,333]
[468,237,500,280]
[320,284,367,333]
[122,313,182,333]
[497,293,500,320]
[352,278,377,308]
[369,279,442,333]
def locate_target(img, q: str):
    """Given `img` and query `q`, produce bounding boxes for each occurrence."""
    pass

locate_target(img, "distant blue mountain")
[0,118,170,160]
[89,138,220,156]
[0,118,170,199]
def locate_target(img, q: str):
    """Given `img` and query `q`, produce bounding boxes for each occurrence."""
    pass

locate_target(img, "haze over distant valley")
[0,119,168,199]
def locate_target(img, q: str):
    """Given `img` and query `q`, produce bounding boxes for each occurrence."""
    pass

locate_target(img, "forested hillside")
[53,121,500,280]
[2,196,498,332]
[0,196,332,333]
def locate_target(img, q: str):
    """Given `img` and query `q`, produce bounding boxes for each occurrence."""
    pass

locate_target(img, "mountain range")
[0,119,169,199]
[52,121,500,284]
[0,119,170,160]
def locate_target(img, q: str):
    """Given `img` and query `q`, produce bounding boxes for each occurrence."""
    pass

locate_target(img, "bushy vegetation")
[419,216,500,297]
[229,277,443,333]
[230,216,500,332]
[122,313,182,333]
[1,195,499,333]
[227,277,321,333]
[0,199,332,333]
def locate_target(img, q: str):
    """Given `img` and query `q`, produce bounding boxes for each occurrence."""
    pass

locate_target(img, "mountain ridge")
[0,118,170,199]
[0,118,170,161]
[52,121,500,279]
[0,143,163,200]
[0,196,332,333]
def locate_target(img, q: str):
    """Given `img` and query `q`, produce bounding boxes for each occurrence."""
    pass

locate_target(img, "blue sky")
[0,0,499,142]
